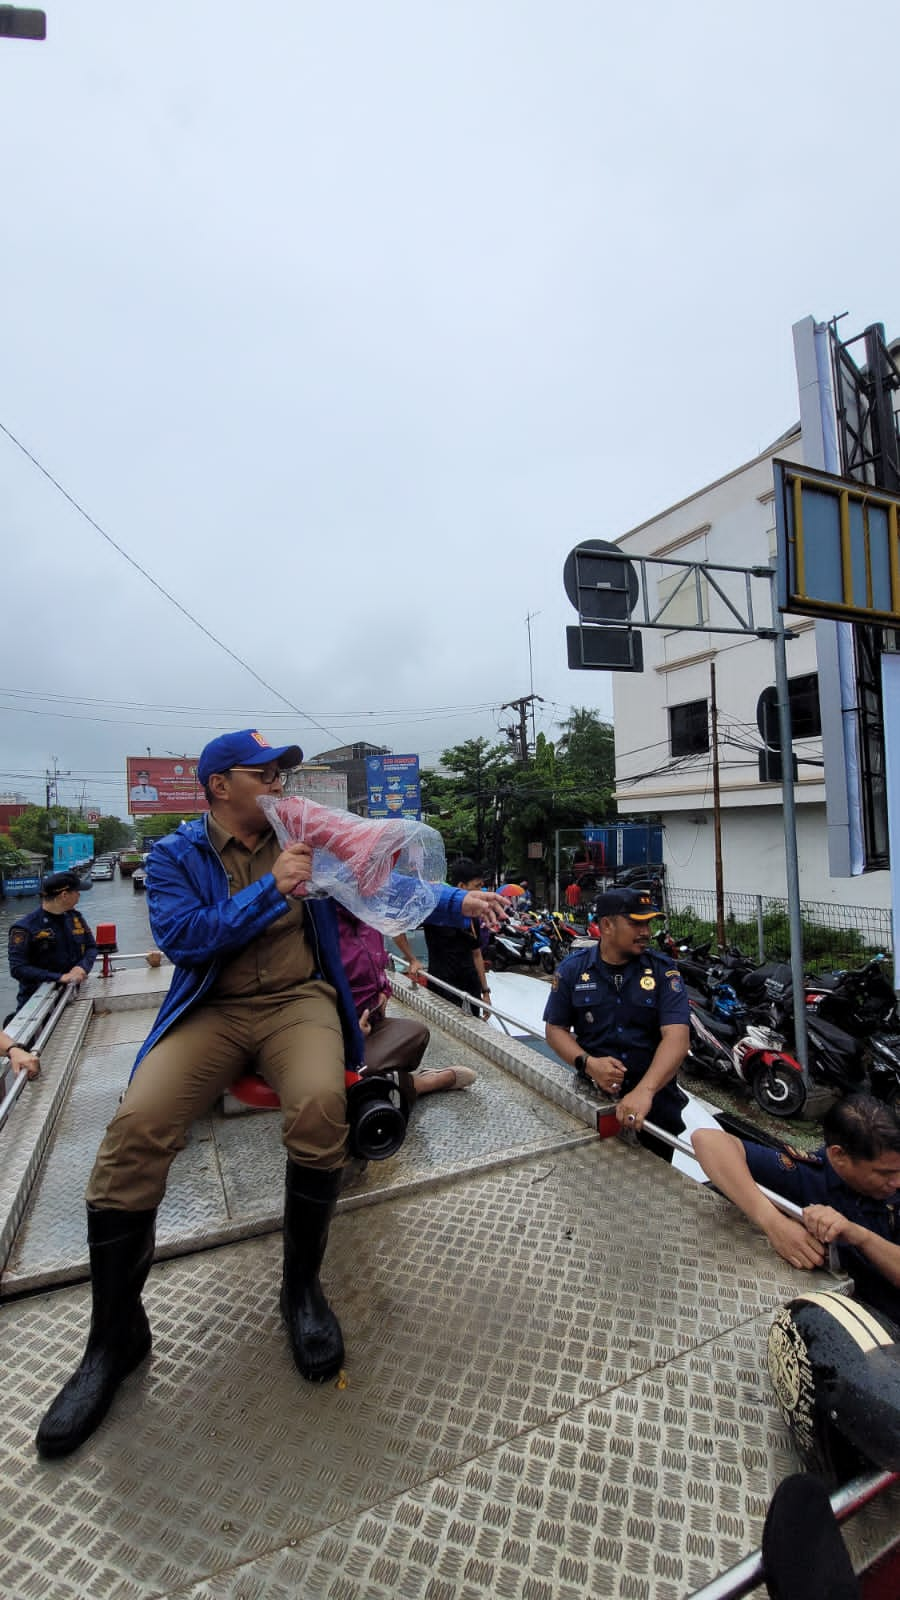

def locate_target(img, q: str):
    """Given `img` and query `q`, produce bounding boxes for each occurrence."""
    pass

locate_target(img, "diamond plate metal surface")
[3,1145,867,1600]
[5,1002,592,1292]
[0,995,92,1272]
[4,1035,229,1293]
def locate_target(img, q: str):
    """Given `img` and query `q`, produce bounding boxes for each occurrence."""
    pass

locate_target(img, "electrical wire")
[0,420,340,741]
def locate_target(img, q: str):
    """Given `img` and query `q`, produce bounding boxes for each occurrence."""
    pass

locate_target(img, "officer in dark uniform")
[693,1093,900,1320]
[543,887,692,1138]
[8,870,98,1011]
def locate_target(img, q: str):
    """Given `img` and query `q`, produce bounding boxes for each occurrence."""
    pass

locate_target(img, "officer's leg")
[36,1008,251,1458]
[258,984,348,1382]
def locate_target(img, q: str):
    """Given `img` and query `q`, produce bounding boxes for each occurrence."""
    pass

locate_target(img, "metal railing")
[665,886,892,971]
[0,983,75,1130]
[686,1469,898,1599]
[393,962,833,1240]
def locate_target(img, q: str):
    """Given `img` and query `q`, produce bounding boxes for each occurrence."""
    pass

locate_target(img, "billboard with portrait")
[126,757,208,815]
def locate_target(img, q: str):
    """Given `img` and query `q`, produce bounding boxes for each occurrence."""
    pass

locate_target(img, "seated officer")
[543,888,700,1139]
[8,871,97,1011]
[692,1094,900,1322]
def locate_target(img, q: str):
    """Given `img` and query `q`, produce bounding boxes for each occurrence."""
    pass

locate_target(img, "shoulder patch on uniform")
[9,928,28,948]
[784,1145,820,1166]
[551,974,560,991]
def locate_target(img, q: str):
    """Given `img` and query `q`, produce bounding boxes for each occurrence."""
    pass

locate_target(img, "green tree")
[0,834,29,874]
[94,815,133,855]
[422,740,513,864]
[135,812,200,844]
[556,706,615,800]
[9,805,90,858]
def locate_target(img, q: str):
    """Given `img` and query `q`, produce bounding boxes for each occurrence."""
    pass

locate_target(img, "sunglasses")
[226,766,287,785]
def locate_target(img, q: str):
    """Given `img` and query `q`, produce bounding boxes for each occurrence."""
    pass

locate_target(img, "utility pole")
[710,663,725,948]
[525,612,541,749]
[500,694,544,763]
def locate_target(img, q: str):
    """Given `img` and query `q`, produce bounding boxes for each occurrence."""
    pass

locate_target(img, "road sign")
[563,539,639,622]
[773,458,900,624]
[566,625,643,672]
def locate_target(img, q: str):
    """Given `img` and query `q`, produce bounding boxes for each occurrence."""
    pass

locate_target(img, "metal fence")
[663,886,892,972]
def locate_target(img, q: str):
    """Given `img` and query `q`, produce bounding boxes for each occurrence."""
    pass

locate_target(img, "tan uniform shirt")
[206,815,315,999]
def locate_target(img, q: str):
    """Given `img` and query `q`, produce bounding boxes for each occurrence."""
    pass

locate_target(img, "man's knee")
[87,1104,183,1208]
[280,1086,347,1167]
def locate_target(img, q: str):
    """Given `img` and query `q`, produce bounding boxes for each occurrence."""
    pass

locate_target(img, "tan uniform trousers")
[87,982,346,1212]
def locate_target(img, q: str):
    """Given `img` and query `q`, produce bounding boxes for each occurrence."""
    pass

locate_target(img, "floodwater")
[1,871,153,1025]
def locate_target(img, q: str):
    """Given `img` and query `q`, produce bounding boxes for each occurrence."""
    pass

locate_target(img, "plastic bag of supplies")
[258,794,448,934]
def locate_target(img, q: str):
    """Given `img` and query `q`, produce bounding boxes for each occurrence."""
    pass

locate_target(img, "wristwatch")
[574,1053,589,1077]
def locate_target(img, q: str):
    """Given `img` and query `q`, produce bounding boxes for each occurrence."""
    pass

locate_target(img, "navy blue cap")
[42,870,82,897]
[197,729,303,785]
[593,888,661,922]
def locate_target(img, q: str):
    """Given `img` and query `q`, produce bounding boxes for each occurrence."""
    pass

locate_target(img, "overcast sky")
[2,1,898,819]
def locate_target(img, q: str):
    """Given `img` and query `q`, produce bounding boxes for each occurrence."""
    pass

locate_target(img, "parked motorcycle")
[752,972,870,1112]
[684,991,809,1117]
[866,1032,900,1115]
[803,954,897,1037]
[485,916,557,974]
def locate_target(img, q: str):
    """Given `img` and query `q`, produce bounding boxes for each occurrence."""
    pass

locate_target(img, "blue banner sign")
[53,833,95,870]
[366,754,421,819]
[2,874,42,897]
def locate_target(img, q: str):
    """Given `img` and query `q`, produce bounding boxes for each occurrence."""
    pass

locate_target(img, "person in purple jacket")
[335,907,476,1103]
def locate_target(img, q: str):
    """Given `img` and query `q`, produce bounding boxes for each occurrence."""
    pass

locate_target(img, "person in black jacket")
[8,871,97,1011]
[423,857,491,1014]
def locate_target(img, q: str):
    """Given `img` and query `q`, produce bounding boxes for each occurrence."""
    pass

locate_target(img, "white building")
[610,425,891,912]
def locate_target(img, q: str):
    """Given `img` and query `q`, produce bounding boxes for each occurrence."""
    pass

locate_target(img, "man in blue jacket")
[36,728,503,1460]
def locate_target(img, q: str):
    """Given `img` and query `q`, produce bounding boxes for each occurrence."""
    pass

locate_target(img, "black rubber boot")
[280,1162,345,1382]
[761,1473,859,1600]
[35,1205,157,1459]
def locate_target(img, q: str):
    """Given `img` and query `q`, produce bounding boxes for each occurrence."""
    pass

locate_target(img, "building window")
[669,699,709,756]
[657,569,709,628]
[788,673,821,739]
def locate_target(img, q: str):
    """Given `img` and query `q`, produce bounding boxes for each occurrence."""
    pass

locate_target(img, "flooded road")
[1,871,152,1024]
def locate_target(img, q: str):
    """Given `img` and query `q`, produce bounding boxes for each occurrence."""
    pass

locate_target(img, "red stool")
[228,1073,280,1110]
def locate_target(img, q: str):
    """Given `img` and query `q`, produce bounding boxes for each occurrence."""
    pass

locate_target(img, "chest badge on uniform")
[580,973,591,983]
[640,974,656,991]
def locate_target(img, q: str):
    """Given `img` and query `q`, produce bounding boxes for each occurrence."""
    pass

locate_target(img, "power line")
[0,419,339,741]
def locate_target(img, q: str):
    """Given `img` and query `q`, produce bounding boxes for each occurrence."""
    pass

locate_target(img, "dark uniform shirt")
[8,906,98,1009]
[543,943,690,1128]
[744,1141,900,1322]
[424,919,482,1002]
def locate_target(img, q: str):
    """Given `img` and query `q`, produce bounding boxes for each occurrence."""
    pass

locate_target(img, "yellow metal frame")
[780,462,900,625]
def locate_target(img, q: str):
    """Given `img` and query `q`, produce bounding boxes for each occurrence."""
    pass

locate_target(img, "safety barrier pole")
[685,1469,898,1600]
[394,963,822,1235]
[0,983,74,1130]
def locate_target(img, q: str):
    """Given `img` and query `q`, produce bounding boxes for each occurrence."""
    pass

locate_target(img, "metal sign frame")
[773,457,900,625]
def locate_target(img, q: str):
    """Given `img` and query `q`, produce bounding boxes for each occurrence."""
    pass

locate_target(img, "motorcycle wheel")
[539,949,556,974]
[751,1059,808,1118]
